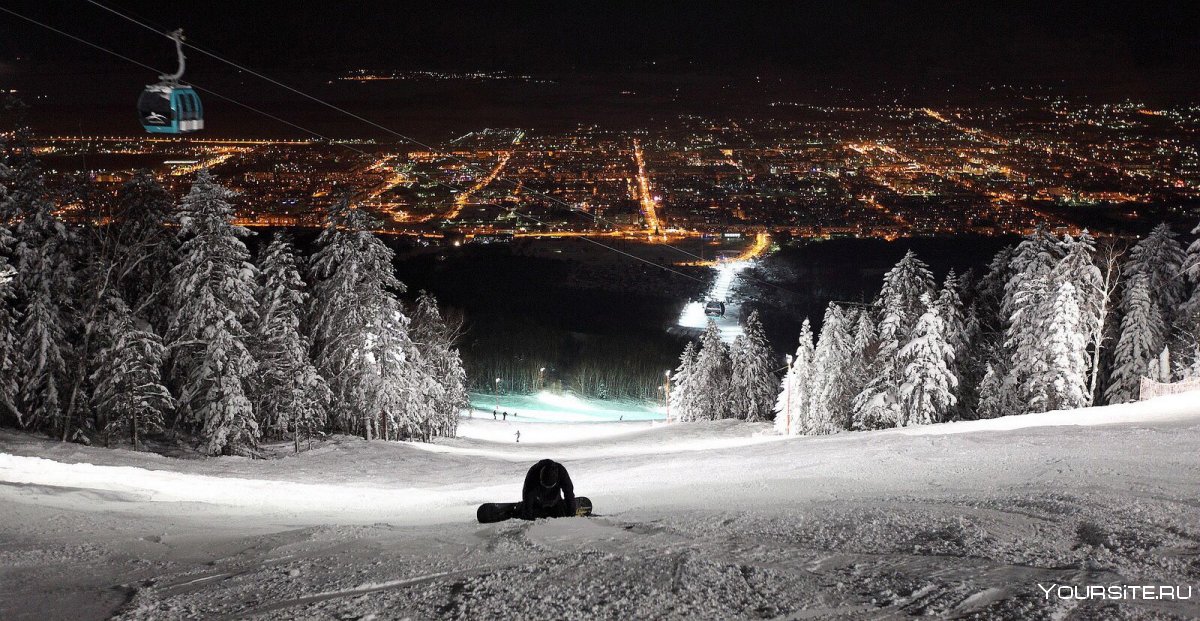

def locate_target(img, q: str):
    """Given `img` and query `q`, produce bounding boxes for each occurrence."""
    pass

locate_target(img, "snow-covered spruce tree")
[728,311,778,422]
[853,305,901,429]
[0,224,17,425]
[90,294,173,450]
[11,160,75,434]
[1039,282,1089,412]
[850,251,935,429]
[879,249,936,337]
[310,200,433,440]
[1049,232,1105,405]
[811,303,854,433]
[689,320,732,420]
[1105,273,1165,404]
[897,294,957,426]
[254,232,330,451]
[774,318,814,435]
[109,171,179,331]
[844,307,876,417]
[1002,228,1063,414]
[372,307,440,441]
[0,162,18,424]
[937,270,967,416]
[409,291,469,439]
[1123,223,1185,329]
[1174,222,1200,376]
[964,246,1015,411]
[167,171,260,455]
[669,341,700,423]
[1090,240,1125,401]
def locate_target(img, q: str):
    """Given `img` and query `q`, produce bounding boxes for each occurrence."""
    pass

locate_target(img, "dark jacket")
[521,459,575,515]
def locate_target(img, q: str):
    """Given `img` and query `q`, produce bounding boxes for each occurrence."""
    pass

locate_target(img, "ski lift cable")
[0,6,708,285]
[82,0,770,273]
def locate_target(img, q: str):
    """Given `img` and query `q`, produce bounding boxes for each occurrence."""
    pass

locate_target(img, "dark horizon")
[2,2,1199,139]
[4,2,1199,79]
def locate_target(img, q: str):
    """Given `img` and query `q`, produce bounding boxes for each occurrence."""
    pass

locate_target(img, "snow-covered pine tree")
[109,171,179,330]
[1090,240,1125,401]
[254,233,330,451]
[371,308,439,441]
[689,320,732,420]
[167,171,260,455]
[0,223,17,425]
[812,303,854,432]
[774,318,814,435]
[844,307,876,416]
[938,270,967,356]
[1174,222,1200,376]
[897,294,957,426]
[1049,232,1104,406]
[937,270,967,415]
[964,246,1015,414]
[11,160,74,434]
[852,303,902,430]
[90,294,172,450]
[310,200,427,440]
[728,311,778,422]
[669,341,699,423]
[1039,282,1089,411]
[1123,223,1185,329]
[849,251,936,429]
[409,292,469,439]
[1002,228,1063,414]
[879,249,936,337]
[1105,273,1165,404]
[0,160,18,424]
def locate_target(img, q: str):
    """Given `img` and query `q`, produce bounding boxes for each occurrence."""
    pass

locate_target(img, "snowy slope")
[2,393,1199,620]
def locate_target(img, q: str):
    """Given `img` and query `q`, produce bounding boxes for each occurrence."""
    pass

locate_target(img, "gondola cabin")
[704,300,726,317]
[138,85,203,134]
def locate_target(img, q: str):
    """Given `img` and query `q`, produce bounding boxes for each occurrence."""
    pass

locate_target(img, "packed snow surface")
[2,392,1199,620]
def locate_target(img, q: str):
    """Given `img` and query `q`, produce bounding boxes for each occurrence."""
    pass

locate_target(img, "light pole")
[664,370,671,424]
[494,377,501,411]
[538,367,545,392]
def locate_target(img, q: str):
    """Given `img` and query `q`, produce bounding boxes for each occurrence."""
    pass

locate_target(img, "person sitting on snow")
[518,459,576,520]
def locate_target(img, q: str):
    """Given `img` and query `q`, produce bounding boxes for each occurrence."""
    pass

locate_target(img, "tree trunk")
[1089,250,1119,404]
[132,413,139,451]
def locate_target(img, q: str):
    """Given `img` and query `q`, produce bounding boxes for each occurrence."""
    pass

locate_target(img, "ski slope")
[2,393,1199,620]
[675,260,749,343]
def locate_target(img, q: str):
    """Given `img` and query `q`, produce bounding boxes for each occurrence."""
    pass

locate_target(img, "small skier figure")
[492,409,497,420]
[517,459,575,520]
[515,430,521,443]
[502,411,508,421]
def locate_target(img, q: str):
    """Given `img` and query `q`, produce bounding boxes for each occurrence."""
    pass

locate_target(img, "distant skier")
[492,409,497,420]
[517,459,575,519]
[515,429,521,442]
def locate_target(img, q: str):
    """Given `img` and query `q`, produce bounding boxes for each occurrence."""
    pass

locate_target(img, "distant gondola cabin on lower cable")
[138,28,203,134]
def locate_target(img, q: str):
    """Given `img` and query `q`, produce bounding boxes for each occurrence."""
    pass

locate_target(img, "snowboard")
[477,496,592,524]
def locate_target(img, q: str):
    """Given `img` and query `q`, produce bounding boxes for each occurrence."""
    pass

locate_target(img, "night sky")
[2,2,1198,136]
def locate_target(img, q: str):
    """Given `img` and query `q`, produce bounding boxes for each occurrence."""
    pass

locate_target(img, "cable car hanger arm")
[160,29,185,83]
